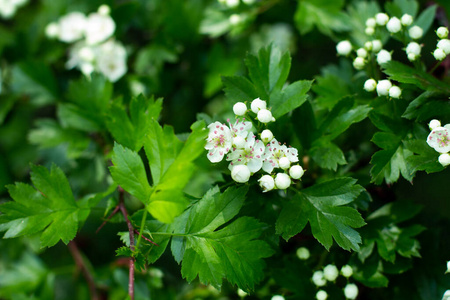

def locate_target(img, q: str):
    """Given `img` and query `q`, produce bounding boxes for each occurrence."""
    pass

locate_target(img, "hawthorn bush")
[0,0,450,299]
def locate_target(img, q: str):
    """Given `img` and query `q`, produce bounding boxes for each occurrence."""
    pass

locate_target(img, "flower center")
[437,132,450,147]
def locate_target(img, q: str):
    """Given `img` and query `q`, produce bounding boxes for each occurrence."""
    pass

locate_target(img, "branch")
[133,229,159,246]
[96,204,120,234]
[67,241,99,300]
[118,186,135,300]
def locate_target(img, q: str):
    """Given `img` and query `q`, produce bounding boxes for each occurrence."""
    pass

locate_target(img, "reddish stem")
[133,229,159,246]
[68,241,99,300]
[96,205,120,234]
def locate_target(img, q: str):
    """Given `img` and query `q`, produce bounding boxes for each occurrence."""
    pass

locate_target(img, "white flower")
[262,139,298,173]
[45,22,60,39]
[84,12,116,45]
[427,125,450,153]
[447,261,450,273]
[356,48,368,58]
[260,129,274,143]
[389,86,402,98]
[401,14,413,26]
[229,14,242,25]
[227,131,265,173]
[437,27,449,39]
[205,121,233,162]
[429,119,441,130]
[96,40,128,82]
[66,41,90,70]
[364,41,373,51]
[353,57,365,70]
[296,247,310,260]
[289,165,304,179]
[377,49,392,65]
[336,40,352,56]
[437,39,450,55]
[231,165,251,183]
[251,97,267,113]
[341,265,353,278]
[98,4,111,16]
[78,46,95,62]
[443,290,450,300]
[376,79,392,96]
[365,27,375,36]
[372,39,382,52]
[233,136,246,148]
[323,264,339,281]
[274,173,291,189]
[225,0,240,8]
[386,17,402,33]
[0,0,17,19]
[375,13,389,26]
[439,153,450,167]
[312,270,326,287]
[365,17,376,28]
[409,25,423,39]
[58,12,87,43]
[433,48,446,61]
[237,288,247,297]
[364,79,377,92]
[233,102,247,116]
[259,175,275,192]
[257,109,274,123]
[406,42,421,56]
[344,283,359,300]
[271,295,285,300]
[316,290,328,300]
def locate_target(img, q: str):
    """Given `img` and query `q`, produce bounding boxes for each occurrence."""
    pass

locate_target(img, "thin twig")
[133,229,159,246]
[96,204,120,234]
[67,241,99,300]
[118,187,135,300]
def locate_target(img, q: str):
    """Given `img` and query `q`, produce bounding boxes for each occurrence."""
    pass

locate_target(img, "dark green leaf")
[404,139,444,174]
[310,138,347,171]
[222,76,259,104]
[412,4,437,36]
[270,80,312,119]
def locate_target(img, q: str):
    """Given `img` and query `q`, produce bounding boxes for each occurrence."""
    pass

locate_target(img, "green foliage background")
[1,0,450,299]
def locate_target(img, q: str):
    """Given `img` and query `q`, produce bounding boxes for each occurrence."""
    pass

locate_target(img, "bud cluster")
[433,27,450,61]
[311,264,358,300]
[205,98,305,192]
[426,119,450,167]
[364,78,401,98]
[0,0,27,19]
[45,5,127,82]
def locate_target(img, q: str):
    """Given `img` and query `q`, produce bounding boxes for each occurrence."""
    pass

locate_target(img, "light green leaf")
[276,178,365,251]
[412,4,437,36]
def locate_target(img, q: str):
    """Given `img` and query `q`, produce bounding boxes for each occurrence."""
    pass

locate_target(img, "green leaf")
[0,95,16,125]
[0,164,84,247]
[402,91,450,122]
[110,143,153,204]
[385,0,419,17]
[310,138,347,171]
[292,100,317,149]
[106,95,163,151]
[276,178,366,251]
[222,76,259,104]
[412,4,437,36]
[382,61,450,94]
[404,139,444,174]
[170,186,274,291]
[270,80,312,119]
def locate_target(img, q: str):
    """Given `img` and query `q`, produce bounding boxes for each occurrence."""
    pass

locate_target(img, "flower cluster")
[426,119,450,167]
[45,5,127,82]
[0,0,27,19]
[364,78,402,98]
[310,262,358,300]
[433,26,450,61]
[205,98,305,192]
[217,0,256,26]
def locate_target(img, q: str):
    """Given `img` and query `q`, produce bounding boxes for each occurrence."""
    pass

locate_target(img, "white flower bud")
[233,136,246,148]
[257,109,274,123]
[45,22,59,39]
[356,48,368,58]
[296,247,310,260]
[237,289,247,297]
[341,265,353,278]
[429,119,441,130]
[389,86,402,98]
[229,14,242,25]
[406,42,421,56]
[387,17,402,33]
[401,14,413,26]
[274,173,291,189]
[98,4,111,15]
[258,175,275,192]
[365,17,376,28]
[344,283,359,300]
[372,39,382,52]
[407,53,417,61]
[377,49,392,65]
[365,27,375,36]
[434,48,446,61]
[79,46,95,62]
[312,270,326,287]
[375,13,389,26]
[439,153,450,167]
[225,0,240,8]
[233,102,247,116]
[364,79,377,92]
[271,295,285,300]
[279,157,291,169]
[251,97,267,113]
[316,290,328,300]
[409,25,423,39]
[443,290,450,300]
[437,39,450,55]
[80,62,94,76]
[437,27,449,39]
[364,41,373,51]
[446,260,450,273]
[261,129,274,143]
[353,57,365,70]
[289,165,304,179]
[336,40,352,56]
[231,165,251,183]
[323,264,339,281]
[376,79,392,96]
